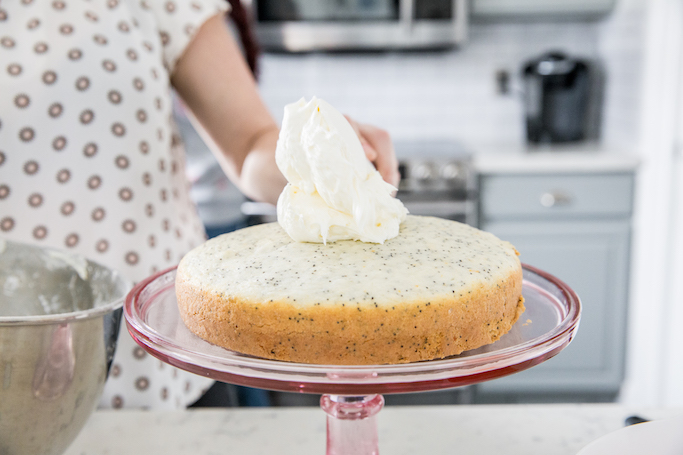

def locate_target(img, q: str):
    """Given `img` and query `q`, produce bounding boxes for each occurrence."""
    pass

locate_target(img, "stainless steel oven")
[251,0,468,52]
[395,140,477,226]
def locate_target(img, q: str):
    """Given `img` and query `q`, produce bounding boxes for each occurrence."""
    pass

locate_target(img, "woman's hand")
[345,116,401,188]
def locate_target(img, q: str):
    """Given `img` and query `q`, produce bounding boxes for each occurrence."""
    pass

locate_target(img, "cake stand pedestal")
[124,264,580,455]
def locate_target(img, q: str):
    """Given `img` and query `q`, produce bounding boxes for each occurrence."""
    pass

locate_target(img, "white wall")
[620,0,683,407]
[597,0,647,149]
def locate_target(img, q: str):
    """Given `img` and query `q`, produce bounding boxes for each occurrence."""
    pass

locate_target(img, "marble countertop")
[471,143,640,174]
[64,403,682,455]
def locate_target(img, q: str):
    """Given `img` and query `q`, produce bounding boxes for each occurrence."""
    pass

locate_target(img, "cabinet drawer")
[480,173,634,219]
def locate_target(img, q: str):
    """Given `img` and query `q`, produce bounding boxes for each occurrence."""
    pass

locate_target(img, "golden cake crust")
[176,215,525,365]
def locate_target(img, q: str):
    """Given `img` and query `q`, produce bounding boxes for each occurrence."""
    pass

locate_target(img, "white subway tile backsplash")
[257,0,645,152]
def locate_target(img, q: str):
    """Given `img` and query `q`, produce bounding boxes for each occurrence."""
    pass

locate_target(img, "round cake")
[176,215,525,365]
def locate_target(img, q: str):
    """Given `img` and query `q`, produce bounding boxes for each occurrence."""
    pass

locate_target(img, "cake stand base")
[321,394,385,455]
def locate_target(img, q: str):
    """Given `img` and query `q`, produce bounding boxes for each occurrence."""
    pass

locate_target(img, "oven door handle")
[402,200,474,217]
[241,201,277,217]
[242,200,476,221]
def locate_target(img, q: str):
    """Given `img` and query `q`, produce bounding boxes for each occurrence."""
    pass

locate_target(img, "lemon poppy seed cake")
[175,215,525,365]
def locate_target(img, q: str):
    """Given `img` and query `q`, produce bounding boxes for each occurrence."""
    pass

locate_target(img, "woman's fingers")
[345,116,400,187]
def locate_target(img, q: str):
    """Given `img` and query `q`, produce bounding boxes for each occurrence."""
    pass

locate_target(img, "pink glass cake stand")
[125,264,580,455]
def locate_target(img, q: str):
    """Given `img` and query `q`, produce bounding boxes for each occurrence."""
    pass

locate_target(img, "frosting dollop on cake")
[275,97,408,244]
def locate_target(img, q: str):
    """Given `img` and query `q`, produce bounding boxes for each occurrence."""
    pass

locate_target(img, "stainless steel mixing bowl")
[0,240,131,455]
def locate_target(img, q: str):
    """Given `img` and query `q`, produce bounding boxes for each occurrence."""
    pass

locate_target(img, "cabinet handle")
[540,191,572,208]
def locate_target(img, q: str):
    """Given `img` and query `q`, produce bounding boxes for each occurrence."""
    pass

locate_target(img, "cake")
[175,215,525,365]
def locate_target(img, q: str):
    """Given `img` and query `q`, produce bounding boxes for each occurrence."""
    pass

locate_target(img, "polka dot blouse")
[0,0,229,409]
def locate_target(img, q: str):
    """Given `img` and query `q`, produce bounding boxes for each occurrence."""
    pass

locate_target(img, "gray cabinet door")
[477,219,630,395]
[480,173,634,220]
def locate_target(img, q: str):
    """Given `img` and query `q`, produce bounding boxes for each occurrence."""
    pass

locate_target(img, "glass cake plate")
[125,264,580,455]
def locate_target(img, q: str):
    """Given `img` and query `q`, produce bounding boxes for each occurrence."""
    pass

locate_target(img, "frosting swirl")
[275,97,407,244]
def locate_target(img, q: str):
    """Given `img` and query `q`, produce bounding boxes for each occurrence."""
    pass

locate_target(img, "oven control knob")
[440,163,461,180]
[413,163,433,180]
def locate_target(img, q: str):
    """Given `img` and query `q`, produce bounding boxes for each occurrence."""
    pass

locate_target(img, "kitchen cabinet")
[475,171,634,402]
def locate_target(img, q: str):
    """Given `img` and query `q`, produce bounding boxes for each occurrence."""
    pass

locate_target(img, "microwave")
[251,0,468,52]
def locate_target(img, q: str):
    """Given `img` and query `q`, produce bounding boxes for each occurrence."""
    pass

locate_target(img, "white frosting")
[45,250,89,281]
[275,97,407,244]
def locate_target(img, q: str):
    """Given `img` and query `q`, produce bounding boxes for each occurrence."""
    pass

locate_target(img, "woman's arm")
[172,13,401,205]
[172,13,285,205]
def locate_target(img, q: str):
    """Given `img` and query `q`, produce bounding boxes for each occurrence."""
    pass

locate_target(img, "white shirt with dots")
[0,0,229,409]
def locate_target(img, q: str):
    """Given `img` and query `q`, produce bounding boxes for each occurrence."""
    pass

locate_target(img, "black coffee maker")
[522,52,600,144]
